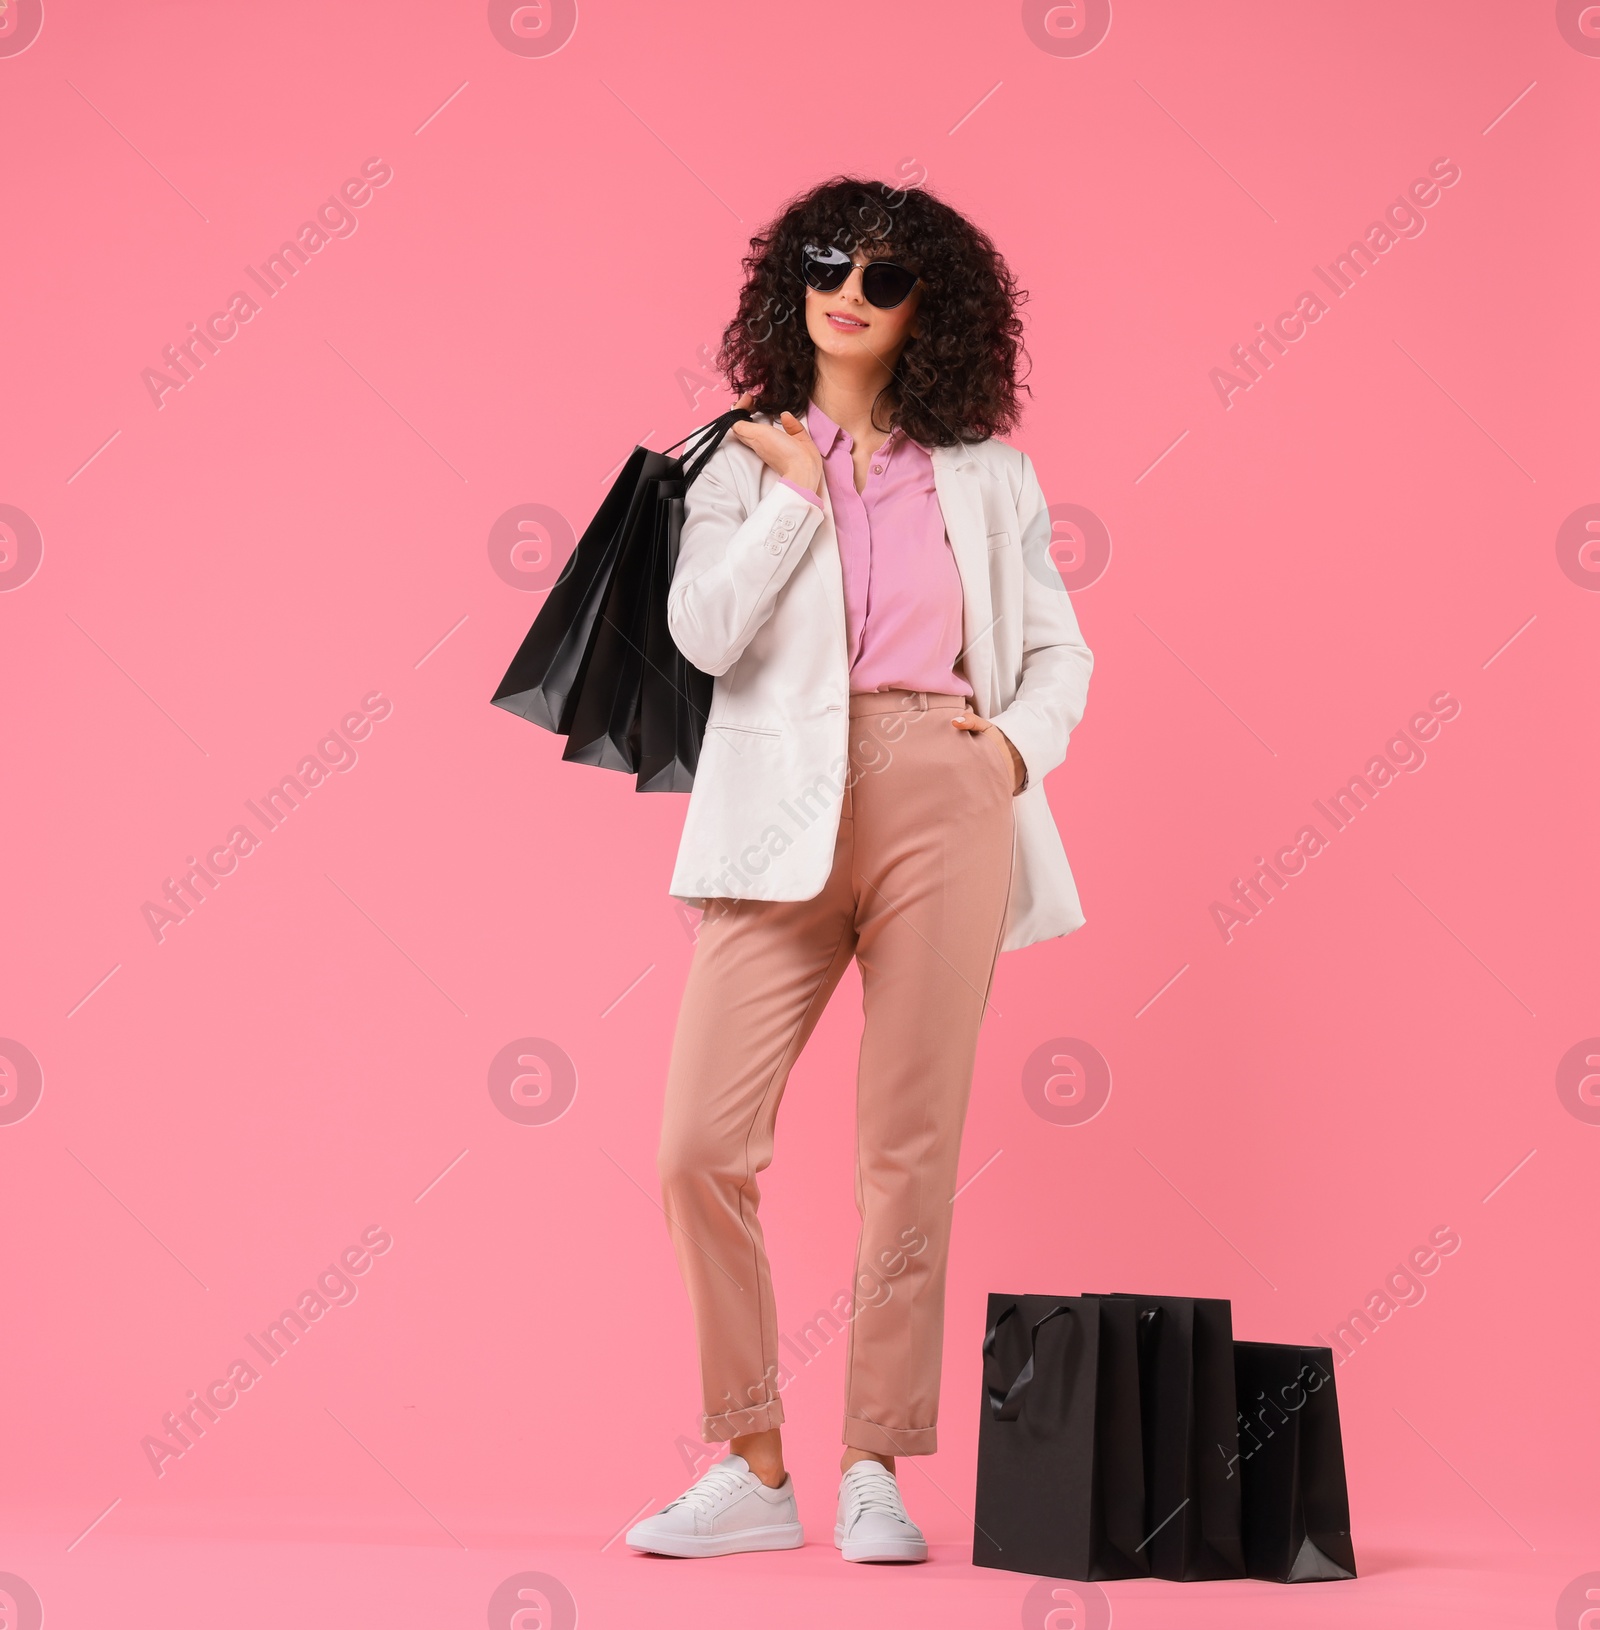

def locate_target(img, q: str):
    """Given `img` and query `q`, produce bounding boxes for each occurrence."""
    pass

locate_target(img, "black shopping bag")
[1088,1293,1246,1580]
[491,445,666,736]
[491,408,750,787]
[1231,1342,1357,1582]
[972,1294,1149,1581]
[636,490,712,792]
[558,467,661,771]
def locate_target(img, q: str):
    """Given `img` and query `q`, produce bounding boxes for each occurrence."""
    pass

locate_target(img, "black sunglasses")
[800,243,920,310]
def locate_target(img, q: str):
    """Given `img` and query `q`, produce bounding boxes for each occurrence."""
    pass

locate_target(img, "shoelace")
[665,1459,754,1516]
[844,1471,910,1526]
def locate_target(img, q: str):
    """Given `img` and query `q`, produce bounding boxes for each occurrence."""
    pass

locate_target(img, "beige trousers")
[658,689,1016,1457]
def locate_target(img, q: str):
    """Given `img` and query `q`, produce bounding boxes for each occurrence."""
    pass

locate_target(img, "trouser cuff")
[701,1397,785,1441]
[843,1415,937,1456]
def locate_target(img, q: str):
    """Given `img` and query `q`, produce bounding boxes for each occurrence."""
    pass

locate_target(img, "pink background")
[3,1,1597,1625]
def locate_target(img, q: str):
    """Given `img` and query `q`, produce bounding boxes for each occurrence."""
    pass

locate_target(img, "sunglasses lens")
[861,261,918,309]
[801,243,852,292]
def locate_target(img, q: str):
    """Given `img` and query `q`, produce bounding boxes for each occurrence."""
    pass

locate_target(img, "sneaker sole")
[833,1525,928,1563]
[627,1522,804,1558]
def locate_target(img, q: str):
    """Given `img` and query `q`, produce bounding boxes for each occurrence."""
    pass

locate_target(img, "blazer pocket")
[709,721,782,740]
[986,529,1015,552]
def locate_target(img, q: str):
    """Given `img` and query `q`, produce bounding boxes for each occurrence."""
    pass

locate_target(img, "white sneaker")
[626,1453,804,1558]
[833,1460,928,1563]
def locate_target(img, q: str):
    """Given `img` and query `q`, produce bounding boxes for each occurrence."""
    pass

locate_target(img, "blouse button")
[871,464,883,474]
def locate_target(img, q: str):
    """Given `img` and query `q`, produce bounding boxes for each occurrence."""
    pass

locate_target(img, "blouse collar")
[805,400,924,457]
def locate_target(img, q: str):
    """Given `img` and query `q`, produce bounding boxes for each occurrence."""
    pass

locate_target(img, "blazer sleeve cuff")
[990,707,1056,794]
[778,476,823,507]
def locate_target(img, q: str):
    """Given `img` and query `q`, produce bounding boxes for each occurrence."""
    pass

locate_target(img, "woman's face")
[803,245,923,369]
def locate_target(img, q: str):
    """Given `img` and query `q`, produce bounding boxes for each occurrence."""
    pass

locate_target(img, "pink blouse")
[779,401,972,699]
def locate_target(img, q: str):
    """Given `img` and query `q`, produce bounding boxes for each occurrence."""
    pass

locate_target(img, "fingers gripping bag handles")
[972,1294,1149,1582]
[490,407,753,788]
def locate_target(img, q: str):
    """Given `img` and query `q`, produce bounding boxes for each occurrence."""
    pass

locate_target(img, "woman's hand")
[953,710,1025,794]
[727,392,824,494]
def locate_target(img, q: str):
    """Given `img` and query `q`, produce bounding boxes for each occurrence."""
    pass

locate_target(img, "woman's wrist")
[786,456,823,494]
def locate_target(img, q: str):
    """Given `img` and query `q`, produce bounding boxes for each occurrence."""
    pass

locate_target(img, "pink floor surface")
[5,1527,1592,1628]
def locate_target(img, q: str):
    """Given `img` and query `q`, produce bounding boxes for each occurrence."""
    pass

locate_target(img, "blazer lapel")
[932,444,997,714]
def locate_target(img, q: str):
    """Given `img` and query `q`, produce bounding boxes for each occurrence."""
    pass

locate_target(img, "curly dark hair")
[716,175,1030,448]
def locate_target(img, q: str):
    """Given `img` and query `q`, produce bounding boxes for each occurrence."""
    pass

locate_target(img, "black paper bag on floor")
[972,1294,1150,1581]
[1089,1293,1246,1581]
[1231,1342,1357,1582]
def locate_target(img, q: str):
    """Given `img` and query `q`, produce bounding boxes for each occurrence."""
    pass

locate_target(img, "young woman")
[626,177,1093,1563]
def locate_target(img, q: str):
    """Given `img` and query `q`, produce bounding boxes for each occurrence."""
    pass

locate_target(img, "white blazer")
[666,418,1093,952]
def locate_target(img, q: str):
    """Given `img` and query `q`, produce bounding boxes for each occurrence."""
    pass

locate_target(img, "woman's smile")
[826,310,870,332]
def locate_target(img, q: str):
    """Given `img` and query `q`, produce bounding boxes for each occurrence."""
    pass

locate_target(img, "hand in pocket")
[953,711,1024,794]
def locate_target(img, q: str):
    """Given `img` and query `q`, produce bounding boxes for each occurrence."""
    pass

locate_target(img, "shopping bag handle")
[664,406,755,488]
[982,1301,1074,1421]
